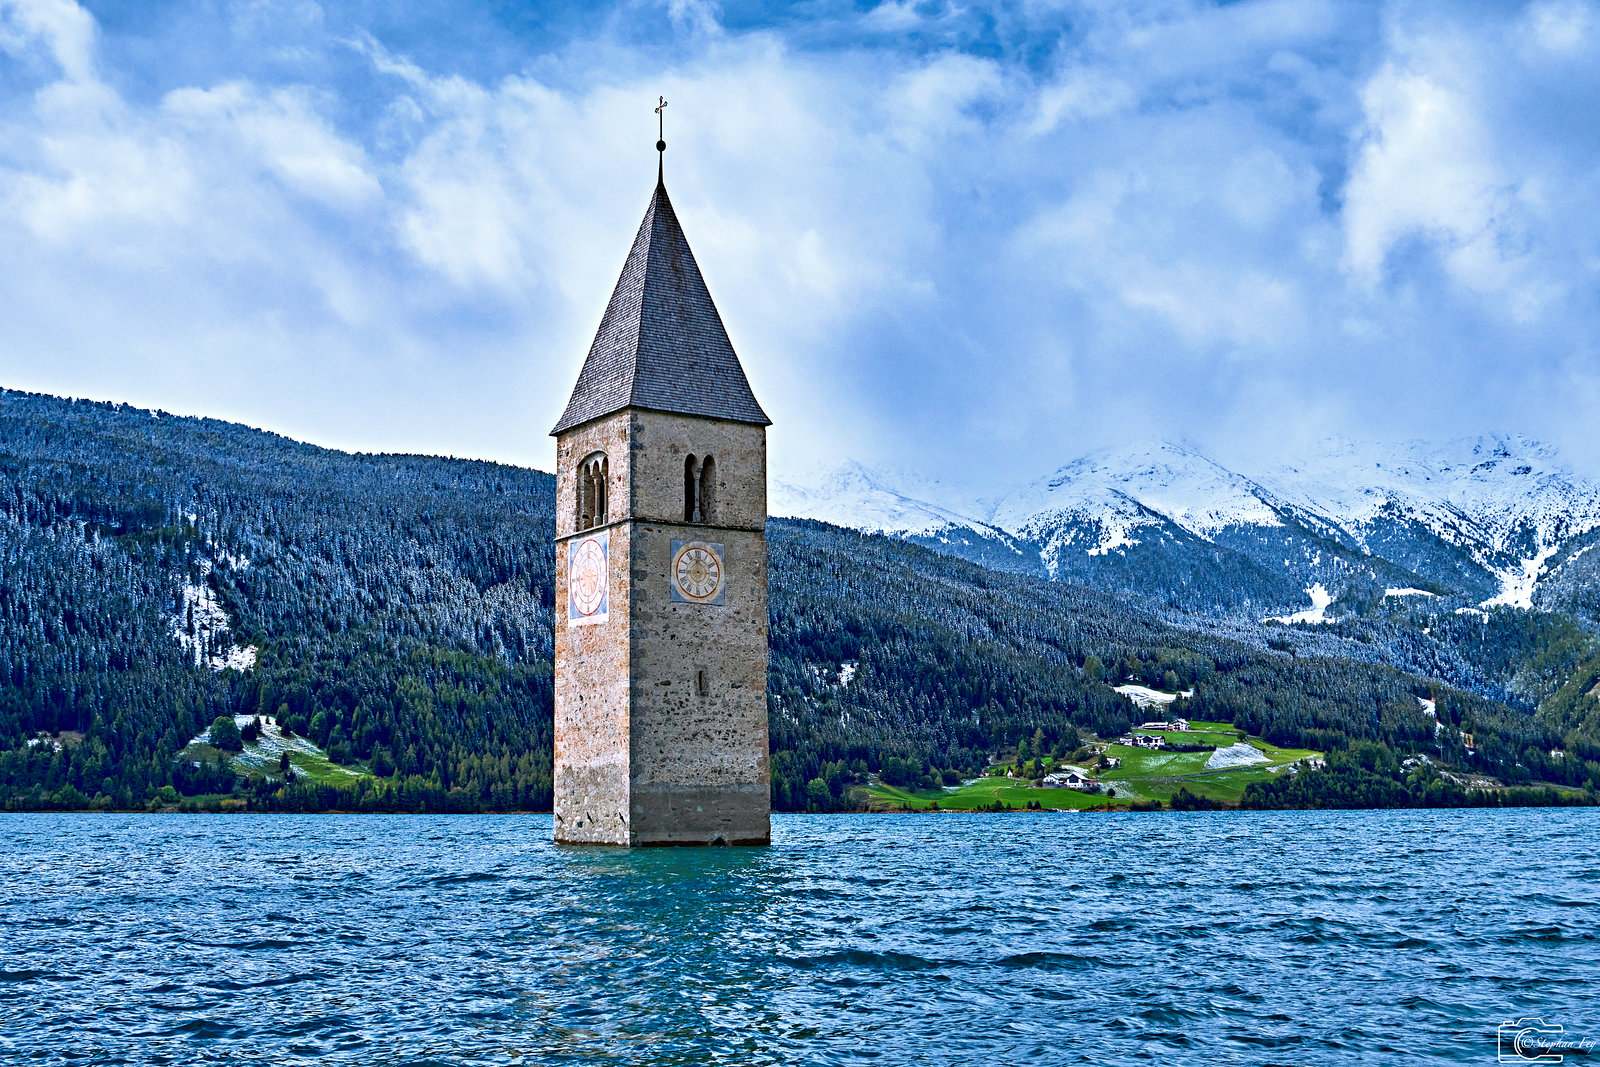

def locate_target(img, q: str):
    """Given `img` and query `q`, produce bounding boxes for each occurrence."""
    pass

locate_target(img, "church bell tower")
[550,132,771,846]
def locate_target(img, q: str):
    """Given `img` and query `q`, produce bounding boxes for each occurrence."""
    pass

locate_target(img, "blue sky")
[0,0,1596,486]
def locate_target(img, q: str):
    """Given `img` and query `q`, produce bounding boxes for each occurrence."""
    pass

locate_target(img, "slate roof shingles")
[551,181,770,435]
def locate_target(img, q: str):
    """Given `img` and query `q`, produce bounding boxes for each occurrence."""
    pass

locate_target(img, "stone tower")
[549,165,771,847]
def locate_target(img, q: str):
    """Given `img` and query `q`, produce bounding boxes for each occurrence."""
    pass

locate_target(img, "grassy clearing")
[860,776,1144,811]
[1142,729,1240,747]
[1102,735,1319,804]
[1103,747,1213,776]
[179,716,370,786]
[859,725,1323,812]
[1116,767,1283,805]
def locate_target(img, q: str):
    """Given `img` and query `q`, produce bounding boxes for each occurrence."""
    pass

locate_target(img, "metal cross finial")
[654,96,668,184]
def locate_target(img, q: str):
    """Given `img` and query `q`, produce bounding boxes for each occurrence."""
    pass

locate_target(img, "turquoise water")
[1,810,1596,1065]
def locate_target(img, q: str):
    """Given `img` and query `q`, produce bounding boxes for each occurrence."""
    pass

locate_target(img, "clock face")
[568,531,609,624]
[676,546,720,597]
[670,540,725,604]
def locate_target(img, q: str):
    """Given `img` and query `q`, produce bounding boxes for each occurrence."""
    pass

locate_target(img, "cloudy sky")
[1,0,1596,488]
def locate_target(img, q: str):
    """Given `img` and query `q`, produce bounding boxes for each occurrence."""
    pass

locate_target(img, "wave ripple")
[1,810,1596,1066]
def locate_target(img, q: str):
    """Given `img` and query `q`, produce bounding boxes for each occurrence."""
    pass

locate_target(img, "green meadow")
[180,710,1321,814]
[859,721,1321,811]
[179,717,371,789]
[863,776,1123,811]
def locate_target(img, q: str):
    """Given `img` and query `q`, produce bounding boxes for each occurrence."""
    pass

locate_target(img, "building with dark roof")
[550,155,772,848]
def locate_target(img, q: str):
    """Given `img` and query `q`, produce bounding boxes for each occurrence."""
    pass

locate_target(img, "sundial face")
[567,531,609,624]
[670,540,725,604]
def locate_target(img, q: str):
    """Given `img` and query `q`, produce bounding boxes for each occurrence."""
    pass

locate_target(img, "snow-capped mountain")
[771,461,988,537]
[770,462,1039,574]
[774,437,1600,620]
[988,442,1286,541]
[1253,437,1600,609]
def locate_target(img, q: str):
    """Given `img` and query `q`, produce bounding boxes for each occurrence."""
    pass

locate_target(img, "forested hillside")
[0,388,1595,813]
[765,522,1590,807]
[0,390,555,811]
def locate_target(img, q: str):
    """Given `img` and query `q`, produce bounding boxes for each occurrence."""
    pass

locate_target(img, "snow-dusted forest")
[0,389,1595,812]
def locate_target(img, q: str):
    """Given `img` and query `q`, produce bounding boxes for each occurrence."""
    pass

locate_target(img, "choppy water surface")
[2,810,1597,1065]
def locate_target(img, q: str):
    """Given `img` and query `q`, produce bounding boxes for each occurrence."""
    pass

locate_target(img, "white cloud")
[162,83,380,207]
[1027,71,1137,134]
[1341,59,1522,293]
[0,0,1596,484]
[0,0,95,83]
[860,2,918,32]
[882,52,1005,149]
[1018,124,1318,351]
[4,119,194,249]
[391,77,534,290]
[1523,0,1595,52]
[666,0,724,38]
[1337,13,1593,330]
[0,0,195,251]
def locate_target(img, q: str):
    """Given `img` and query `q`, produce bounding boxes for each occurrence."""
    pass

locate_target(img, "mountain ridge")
[773,436,1600,619]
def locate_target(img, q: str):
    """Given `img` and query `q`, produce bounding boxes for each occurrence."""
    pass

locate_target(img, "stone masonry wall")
[553,409,769,846]
[629,411,766,529]
[554,413,633,538]
[629,521,769,845]
[627,412,769,846]
[552,412,632,845]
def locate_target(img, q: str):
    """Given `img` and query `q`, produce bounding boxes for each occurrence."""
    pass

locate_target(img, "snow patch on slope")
[1113,684,1191,709]
[1206,743,1270,770]
[1266,584,1334,624]
[1482,544,1560,609]
[169,560,257,672]
[1088,525,1141,556]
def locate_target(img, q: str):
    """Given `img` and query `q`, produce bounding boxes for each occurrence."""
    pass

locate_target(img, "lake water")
[2,810,1596,1065]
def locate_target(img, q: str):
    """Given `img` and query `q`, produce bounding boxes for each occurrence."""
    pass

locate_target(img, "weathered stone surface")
[553,408,769,847]
[628,412,766,529]
[554,414,634,537]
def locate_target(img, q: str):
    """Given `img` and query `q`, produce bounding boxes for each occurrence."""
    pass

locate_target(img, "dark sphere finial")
[656,139,666,153]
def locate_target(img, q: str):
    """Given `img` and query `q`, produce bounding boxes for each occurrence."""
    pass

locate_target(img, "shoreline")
[5,792,1594,816]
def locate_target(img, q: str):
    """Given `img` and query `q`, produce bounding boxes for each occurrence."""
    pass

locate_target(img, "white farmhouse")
[1043,771,1097,790]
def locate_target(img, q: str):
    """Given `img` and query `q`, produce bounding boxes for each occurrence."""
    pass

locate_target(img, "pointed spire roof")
[551,179,770,435]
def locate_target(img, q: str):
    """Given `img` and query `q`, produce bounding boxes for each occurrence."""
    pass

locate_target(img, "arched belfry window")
[577,452,608,531]
[684,454,716,523]
[684,455,698,522]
